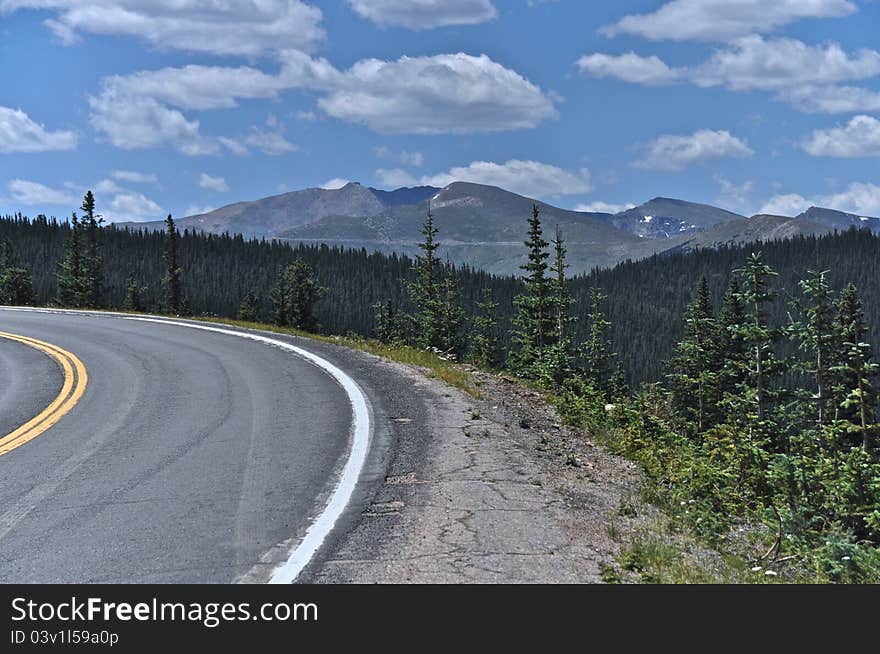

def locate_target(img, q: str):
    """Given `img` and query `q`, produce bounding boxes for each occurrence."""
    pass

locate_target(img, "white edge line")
[1,308,373,581]
[121,317,371,584]
[0,305,371,584]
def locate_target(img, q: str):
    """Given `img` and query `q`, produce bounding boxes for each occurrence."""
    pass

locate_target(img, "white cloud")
[1,0,325,57]
[7,179,79,206]
[602,0,856,42]
[574,201,635,214]
[112,170,157,184]
[307,52,558,134]
[692,36,880,92]
[88,51,557,152]
[576,52,681,85]
[375,146,424,167]
[321,178,351,190]
[577,37,880,114]
[761,182,880,217]
[348,0,497,29]
[0,106,77,153]
[634,129,753,172]
[802,115,880,157]
[377,159,592,199]
[199,173,229,193]
[106,191,163,222]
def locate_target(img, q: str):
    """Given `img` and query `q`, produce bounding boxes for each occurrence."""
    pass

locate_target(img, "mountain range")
[121,182,880,275]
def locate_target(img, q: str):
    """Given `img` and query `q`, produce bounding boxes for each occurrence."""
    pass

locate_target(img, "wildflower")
[765,570,778,577]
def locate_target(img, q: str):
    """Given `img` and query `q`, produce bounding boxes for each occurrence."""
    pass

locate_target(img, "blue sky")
[1,0,879,222]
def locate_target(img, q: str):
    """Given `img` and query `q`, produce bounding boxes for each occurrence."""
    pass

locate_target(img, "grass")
[197,317,481,398]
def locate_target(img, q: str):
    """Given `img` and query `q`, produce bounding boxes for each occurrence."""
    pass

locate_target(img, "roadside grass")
[198,317,481,398]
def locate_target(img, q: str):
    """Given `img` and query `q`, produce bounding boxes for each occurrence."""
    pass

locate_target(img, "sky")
[1,0,879,222]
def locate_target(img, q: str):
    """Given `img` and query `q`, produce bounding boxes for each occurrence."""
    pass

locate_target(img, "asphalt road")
[0,308,407,583]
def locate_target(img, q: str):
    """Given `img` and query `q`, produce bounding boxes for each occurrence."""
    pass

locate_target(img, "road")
[0,308,402,584]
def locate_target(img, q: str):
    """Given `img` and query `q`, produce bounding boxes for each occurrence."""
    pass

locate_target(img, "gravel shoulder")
[307,357,645,584]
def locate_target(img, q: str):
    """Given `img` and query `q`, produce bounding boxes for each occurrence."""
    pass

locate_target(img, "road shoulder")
[307,358,644,584]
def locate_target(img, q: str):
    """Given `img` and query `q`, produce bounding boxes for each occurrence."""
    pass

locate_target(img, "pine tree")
[162,215,183,314]
[791,270,836,428]
[545,225,577,387]
[437,272,466,357]
[668,276,719,433]
[583,287,615,394]
[471,288,502,369]
[408,205,443,350]
[373,299,405,345]
[122,274,145,312]
[832,284,878,452]
[717,277,748,396]
[510,204,554,378]
[271,259,324,331]
[237,291,259,322]
[56,212,84,307]
[0,240,33,306]
[735,252,782,424]
[80,191,103,308]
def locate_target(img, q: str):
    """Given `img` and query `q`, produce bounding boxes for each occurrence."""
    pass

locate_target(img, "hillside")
[672,214,832,252]
[602,198,746,239]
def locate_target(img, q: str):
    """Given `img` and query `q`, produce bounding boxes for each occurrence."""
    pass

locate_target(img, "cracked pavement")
[307,361,642,584]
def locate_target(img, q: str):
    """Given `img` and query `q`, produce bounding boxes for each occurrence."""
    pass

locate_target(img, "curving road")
[0,308,400,584]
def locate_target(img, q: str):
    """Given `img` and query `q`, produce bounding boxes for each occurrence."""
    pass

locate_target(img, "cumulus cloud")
[377,159,591,199]
[106,191,163,221]
[602,0,856,42]
[306,52,558,134]
[574,201,635,214]
[7,179,79,206]
[634,129,753,172]
[576,52,681,85]
[112,170,157,184]
[802,115,880,157]
[0,0,325,57]
[199,173,229,193]
[760,182,880,217]
[88,52,557,152]
[577,37,880,115]
[0,106,77,153]
[348,0,496,29]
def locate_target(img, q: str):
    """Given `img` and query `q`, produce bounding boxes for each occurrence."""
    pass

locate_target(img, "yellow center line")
[0,331,88,457]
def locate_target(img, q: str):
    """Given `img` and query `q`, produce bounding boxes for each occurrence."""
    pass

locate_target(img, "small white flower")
[751,566,762,572]
[765,570,778,577]
[842,556,851,561]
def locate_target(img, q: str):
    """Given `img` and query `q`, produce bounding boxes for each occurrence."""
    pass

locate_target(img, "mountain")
[796,206,880,233]
[277,182,677,274]
[124,182,433,238]
[599,198,746,239]
[671,214,832,253]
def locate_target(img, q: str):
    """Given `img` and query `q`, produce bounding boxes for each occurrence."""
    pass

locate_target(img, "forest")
[2,192,878,581]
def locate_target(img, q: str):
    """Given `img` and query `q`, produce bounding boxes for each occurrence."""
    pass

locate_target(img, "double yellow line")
[0,332,88,457]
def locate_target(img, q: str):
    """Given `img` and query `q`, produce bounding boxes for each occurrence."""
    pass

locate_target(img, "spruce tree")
[408,205,443,350]
[373,299,405,345]
[668,276,719,433]
[471,288,502,369]
[271,259,324,331]
[545,225,577,387]
[162,215,183,314]
[583,287,615,394]
[56,212,84,307]
[80,191,103,308]
[122,274,145,312]
[437,273,466,357]
[791,270,836,428]
[717,277,748,396]
[0,240,33,306]
[510,204,554,378]
[237,291,259,322]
